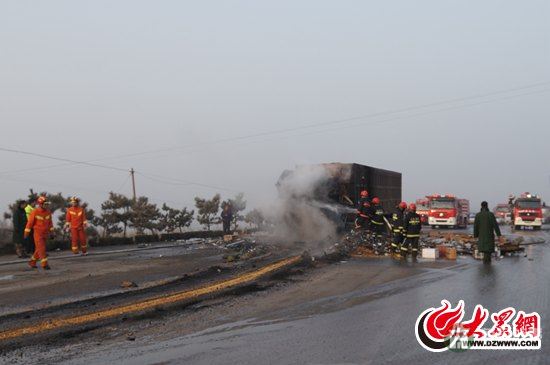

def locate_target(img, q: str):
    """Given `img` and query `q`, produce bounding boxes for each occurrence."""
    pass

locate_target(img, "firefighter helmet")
[360,190,369,198]
[69,196,80,203]
[372,197,380,205]
[37,196,48,205]
[409,203,417,212]
[399,202,407,210]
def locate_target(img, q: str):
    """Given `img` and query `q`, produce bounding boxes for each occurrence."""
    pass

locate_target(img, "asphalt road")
[1,227,548,365]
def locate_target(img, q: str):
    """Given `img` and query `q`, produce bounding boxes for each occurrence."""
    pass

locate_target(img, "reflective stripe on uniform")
[391,243,398,247]
[35,216,44,220]
[371,221,384,225]
[406,234,420,238]
[24,228,31,233]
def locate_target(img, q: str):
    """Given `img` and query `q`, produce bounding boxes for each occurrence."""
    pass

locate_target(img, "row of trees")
[5,190,268,238]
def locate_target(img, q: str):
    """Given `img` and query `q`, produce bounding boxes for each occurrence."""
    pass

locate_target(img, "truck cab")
[513,193,542,230]
[428,194,469,229]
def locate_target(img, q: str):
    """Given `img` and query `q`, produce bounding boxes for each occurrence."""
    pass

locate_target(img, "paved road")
[2,228,548,365]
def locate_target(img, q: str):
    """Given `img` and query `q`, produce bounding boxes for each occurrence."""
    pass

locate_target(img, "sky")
[1,0,549,217]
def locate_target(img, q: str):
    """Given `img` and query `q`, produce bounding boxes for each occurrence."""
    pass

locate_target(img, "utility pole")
[130,168,136,201]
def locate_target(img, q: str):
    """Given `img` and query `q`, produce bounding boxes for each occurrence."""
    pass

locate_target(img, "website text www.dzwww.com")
[454,338,541,350]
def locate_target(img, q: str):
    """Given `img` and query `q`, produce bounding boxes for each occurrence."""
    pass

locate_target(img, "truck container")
[276,163,402,228]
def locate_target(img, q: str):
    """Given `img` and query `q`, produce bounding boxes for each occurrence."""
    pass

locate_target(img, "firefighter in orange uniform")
[65,196,88,255]
[24,196,54,270]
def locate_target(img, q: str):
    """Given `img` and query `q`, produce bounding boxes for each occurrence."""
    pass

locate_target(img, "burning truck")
[276,163,402,234]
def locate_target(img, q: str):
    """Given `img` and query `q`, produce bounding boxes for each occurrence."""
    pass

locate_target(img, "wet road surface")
[1,228,548,364]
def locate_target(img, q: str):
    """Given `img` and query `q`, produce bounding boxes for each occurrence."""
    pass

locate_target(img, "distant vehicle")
[415,198,430,225]
[512,193,542,230]
[427,194,469,229]
[542,204,550,224]
[493,204,511,223]
[468,212,476,225]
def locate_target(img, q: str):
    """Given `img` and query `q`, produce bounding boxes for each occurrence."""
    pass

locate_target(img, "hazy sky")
[1,0,549,216]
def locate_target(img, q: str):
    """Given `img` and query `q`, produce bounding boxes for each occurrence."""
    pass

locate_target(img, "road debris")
[120,281,138,289]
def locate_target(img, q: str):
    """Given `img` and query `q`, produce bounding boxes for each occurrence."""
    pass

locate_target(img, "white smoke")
[261,164,353,253]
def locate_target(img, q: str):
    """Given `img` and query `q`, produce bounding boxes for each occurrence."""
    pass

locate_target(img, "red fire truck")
[416,198,430,225]
[427,194,470,229]
[494,204,511,221]
[513,193,542,230]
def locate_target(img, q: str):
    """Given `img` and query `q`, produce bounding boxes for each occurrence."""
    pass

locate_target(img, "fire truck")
[427,194,470,229]
[493,204,512,223]
[416,198,430,225]
[512,193,542,230]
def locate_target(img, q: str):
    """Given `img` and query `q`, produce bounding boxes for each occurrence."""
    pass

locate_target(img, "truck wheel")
[449,225,455,229]
[514,225,521,231]
[533,226,541,231]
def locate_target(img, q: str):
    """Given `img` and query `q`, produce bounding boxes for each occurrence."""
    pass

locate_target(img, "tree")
[93,213,123,237]
[223,193,247,231]
[245,209,266,230]
[101,192,133,237]
[160,204,194,233]
[194,194,221,231]
[129,196,161,235]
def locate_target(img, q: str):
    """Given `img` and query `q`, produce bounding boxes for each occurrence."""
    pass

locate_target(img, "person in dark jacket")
[401,203,422,261]
[474,201,503,264]
[390,202,407,256]
[24,197,36,254]
[12,200,28,258]
[221,203,233,234]
[369,197,385,240]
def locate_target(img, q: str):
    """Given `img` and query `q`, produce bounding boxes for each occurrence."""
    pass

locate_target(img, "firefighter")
[355,201,371,230]
[401,203,422,261]
[357,190,371,210]
[24,196,54,270]
[65,196,88,255]
[390,202,407,256]
[369,197,385,240]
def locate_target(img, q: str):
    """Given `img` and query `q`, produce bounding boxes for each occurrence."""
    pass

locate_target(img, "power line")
[0,81,547,197]
[66,80,550,160]
[1,80,549,177]
[0,148,128,173]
